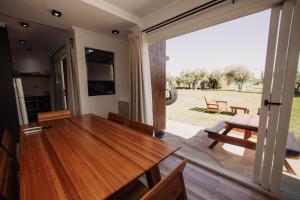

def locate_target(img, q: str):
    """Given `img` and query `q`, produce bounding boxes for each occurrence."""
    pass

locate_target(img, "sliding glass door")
[254,0,300,198]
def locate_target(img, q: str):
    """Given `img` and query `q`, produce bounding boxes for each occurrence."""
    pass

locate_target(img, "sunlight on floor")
[222,143,246,156]
[166,120,204,139]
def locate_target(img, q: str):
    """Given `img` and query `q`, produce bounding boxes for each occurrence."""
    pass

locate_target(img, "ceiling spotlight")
[19,40,26,44]
[112,30,119,35]
[20,22,29,27]
[51,9,62,17]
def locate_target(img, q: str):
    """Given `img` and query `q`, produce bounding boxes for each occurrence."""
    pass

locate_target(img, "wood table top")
[225,113,259,131]
[20,114,179,200]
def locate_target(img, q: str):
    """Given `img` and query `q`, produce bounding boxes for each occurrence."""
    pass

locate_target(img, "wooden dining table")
[20,114,180,200]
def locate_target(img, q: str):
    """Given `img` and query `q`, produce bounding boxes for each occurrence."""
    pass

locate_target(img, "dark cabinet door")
[0,26,19,142]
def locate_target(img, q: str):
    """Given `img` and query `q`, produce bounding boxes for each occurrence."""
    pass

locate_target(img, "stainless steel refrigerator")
[13,78,28,125]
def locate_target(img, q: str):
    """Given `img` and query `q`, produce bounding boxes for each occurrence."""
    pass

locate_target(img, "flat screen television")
[85,48,115,96]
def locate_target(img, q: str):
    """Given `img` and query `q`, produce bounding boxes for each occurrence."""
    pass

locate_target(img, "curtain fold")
[65,39,81,116]
[129,31,153,125]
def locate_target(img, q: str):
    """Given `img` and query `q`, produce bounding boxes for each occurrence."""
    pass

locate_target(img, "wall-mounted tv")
[85,48,115,96]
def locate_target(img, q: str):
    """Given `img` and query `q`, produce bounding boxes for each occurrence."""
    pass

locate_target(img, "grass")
[290,95,300,140]
[166,89,300,140]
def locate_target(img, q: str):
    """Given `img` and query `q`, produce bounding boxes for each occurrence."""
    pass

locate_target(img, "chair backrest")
[107,112,127,125]
[141,160,188,200]
[127,120,154,136]
[1,129,16,157]
[38,110,71,122]
[0,145,18,200]
[204,97,209,106]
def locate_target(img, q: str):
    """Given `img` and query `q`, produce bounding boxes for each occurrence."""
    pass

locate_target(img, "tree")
[224,65,251,90]
[180,70,194,89]
[175,76,182,88]
[166,73,175,87]
[180,69,207,89]
[295,72,300,94]
[207,70,222,89]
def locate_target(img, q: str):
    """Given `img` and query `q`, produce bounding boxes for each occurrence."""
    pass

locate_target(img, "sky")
[166,9,271,78]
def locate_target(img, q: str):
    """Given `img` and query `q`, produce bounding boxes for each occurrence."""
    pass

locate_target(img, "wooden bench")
[230,106,249,115]
[205,122,300,175]
[205,121,256,150]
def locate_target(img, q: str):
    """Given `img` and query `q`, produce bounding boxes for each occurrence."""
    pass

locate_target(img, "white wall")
[12,50,51,73]
[72,27,129,117]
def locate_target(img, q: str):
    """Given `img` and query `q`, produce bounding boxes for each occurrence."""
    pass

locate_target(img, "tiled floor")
[164,120,256,179]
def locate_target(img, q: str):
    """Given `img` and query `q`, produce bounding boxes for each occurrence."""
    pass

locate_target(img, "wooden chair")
[204,97,227,113]
[37,110,71,122]
[1,129,16,158]
[127,120,154,136]
[107,112,127,125]
[0,148,18,200]
[111,160,187,200]
[0,130,18,200]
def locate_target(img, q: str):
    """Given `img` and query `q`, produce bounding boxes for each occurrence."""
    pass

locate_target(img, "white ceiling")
[101,0,177,17]
[0,0,137,40]
[0,15,69,54]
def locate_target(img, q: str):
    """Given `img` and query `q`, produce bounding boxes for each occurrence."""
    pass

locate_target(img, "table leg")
[284,159,297,175]
[209,127,233,149]
[231,108,236,115]
[244,130,252,139]
[146,165,161,188]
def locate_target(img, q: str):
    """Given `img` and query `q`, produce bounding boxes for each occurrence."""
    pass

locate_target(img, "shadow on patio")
[163,119,256,179]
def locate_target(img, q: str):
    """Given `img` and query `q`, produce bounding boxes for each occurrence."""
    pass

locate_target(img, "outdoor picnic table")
[226,113,259,132]
[205,113,299,175]
[207,113,258,150]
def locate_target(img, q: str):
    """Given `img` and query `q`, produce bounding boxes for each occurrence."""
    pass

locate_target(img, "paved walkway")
[164,119,300,185]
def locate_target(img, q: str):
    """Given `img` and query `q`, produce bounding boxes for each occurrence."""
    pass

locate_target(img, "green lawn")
[166,89,300,140]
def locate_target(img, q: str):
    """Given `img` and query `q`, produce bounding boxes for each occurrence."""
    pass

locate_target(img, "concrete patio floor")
[164,120,300,181]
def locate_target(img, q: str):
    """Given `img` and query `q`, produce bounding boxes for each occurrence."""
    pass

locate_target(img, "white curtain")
[129,31,153,125]
[65,39,81,116]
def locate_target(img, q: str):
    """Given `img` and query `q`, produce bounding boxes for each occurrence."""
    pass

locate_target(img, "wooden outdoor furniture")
[230,106,249,115]
[111,160,187,200]
[38,110,71,122]
[20,114,179,200]
[107,112,127,125]
[204,97,227,113]
[257,108,261,115]
[127,120,154,136]
[205,113,299,175]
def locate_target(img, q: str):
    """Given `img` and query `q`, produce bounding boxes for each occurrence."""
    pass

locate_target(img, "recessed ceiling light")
[20,22,29,27]
[51,9,62,17]
[19,40,26,44]
[112,30,119,35]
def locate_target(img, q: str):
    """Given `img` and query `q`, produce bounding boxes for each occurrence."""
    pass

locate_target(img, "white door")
[253,0,300,197]
[54,59,67,110]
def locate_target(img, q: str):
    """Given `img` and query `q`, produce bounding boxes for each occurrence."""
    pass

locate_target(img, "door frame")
[253,0,300,197]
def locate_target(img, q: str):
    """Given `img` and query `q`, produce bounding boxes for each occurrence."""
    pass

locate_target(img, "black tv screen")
[85,48,115,96]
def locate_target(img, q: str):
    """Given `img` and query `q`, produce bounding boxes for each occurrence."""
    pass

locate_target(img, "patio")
[164,119,300,180]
